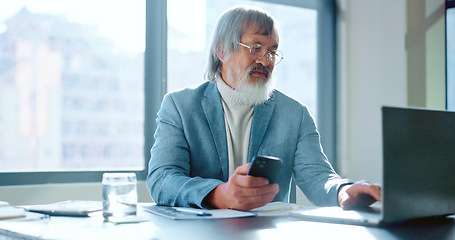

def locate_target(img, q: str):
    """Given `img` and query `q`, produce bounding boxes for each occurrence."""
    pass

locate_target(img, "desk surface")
[1,206,455,240]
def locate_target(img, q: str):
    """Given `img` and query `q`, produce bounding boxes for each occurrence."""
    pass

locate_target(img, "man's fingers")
[232,163,270,187]
[228,185,279,211]
[348,181,381,202]
[234,163,251,175]
[230,181,279,198]
[246,183,279,197]
[238,175,269,187]
[368,185,381,201]
[221,163,280,211]
[340,181,382,209]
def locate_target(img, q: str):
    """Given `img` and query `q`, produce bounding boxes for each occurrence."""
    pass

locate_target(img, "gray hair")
[204,6,279,82]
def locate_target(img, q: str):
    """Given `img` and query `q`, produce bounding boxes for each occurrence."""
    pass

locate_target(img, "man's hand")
[205,163,279,211]
[338,180,381,209]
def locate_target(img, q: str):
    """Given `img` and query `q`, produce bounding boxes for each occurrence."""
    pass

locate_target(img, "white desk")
[1,204,455,240]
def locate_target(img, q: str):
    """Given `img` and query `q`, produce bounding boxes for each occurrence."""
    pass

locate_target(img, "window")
[0,1,146,184]
[0,0,336,186]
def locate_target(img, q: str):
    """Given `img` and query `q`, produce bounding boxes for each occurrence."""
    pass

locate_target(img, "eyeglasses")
[238,42,283,65]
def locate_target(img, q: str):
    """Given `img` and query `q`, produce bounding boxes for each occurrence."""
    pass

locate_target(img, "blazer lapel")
[201,83,229,181]
[248,95,276,162]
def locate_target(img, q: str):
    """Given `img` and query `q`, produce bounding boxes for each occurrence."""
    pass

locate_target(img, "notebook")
[25,200,102,217]
[291,106,455,227]
[0,201,26,220]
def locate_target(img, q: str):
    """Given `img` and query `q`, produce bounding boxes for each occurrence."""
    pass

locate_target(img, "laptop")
[291,106,455,226]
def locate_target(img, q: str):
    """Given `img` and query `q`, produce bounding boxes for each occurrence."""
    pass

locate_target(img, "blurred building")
[0,8,144,171]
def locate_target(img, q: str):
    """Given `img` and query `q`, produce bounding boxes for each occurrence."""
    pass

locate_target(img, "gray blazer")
[147,81,351,208]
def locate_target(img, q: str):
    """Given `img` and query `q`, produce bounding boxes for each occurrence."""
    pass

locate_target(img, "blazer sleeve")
[293,106,354,206]
[146,93,223,208]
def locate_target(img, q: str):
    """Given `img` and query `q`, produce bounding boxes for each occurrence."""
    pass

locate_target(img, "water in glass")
[102,173,137,220]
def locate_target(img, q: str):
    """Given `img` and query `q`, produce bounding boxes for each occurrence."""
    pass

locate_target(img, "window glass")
[167,0,318,119]
[447,8,455,110]
[0,0,145,172]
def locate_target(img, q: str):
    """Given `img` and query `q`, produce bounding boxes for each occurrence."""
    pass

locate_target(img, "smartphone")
[247,155,282,184]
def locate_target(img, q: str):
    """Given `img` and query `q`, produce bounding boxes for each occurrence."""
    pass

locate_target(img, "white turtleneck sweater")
[217,78,254,176]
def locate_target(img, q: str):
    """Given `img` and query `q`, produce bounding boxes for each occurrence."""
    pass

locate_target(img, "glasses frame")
[238,42,283,65]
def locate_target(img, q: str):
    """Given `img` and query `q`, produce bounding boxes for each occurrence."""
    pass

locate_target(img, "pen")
[173,207,212,216]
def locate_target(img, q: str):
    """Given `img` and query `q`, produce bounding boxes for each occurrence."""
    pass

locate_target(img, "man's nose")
[255,54,270,66]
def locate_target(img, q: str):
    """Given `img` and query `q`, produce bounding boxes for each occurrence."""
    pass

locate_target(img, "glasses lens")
[267,50,282,65]
[272,50,283,65]
[248,44,283,65]
[250,44,266,60]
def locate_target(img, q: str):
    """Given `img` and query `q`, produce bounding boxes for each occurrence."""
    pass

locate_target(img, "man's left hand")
[338,180,381,209]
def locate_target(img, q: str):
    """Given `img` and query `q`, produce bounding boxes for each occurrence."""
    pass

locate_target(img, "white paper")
[143,205,255,220]
[250,202,305,216]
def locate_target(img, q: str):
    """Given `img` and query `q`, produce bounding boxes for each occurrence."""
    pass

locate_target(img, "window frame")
[447,0,455,110]
[0,1,151,186]
[0,0,336,186]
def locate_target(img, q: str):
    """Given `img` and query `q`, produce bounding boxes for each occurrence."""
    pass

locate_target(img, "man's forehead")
[242,20,276,35]
[241,28,279,45]
[242,25,277,38]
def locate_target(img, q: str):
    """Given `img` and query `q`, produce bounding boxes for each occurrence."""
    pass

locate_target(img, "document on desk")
[251,202,304,217]
[0,202,26,220]
[142,205,255,220]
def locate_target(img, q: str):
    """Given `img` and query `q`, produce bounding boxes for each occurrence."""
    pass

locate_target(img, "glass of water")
[102,172,137,221]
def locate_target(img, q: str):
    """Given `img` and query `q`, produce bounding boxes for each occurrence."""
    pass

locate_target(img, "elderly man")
[147,6,380,211]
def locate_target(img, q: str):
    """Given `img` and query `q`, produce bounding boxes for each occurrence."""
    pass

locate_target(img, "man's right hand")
[204,163,279,211]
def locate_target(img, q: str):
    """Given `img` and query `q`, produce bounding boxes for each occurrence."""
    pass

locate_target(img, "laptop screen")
[382,107,455,223]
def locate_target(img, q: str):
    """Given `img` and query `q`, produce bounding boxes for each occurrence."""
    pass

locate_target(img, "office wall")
[336,0,445,184]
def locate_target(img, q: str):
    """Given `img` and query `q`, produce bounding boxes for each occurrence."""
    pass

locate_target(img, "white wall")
[336,0,445,184]
[296,0,408,204]
[337,0,407,184]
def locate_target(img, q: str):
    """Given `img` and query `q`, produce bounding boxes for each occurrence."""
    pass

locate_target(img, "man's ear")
[215,43,226,62]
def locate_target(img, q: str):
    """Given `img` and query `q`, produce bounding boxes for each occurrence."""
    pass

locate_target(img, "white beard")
[227,65,276,106]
